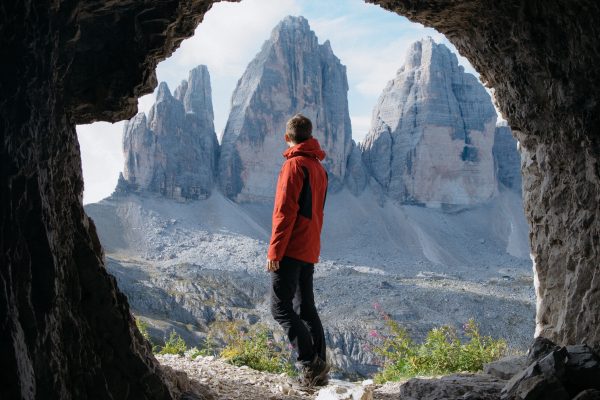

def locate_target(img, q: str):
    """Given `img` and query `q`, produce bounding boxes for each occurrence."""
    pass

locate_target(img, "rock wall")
[120,66,219,200]
[361,37,498,206]
[0,0,219,398]
[520,132,600,345]
[493,125,522,192]
[219,16,352,202]
[368,0,600,345]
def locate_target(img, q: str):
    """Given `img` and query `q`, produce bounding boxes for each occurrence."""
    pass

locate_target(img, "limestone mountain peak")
[275,15,311,32]
[404,37,458,72]
[361,37,498,206]
[218,15,352,202]
[155,81,173,102]
[183,65,214,121]
[119,65,219,200]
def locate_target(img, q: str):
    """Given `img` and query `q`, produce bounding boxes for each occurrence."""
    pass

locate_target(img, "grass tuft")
[371,314,507,383]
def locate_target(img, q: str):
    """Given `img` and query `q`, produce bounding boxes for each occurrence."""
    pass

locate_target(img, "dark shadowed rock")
[1,0,223,397]
[564,345,600,394]
[572,389,600,400]
[501,360,569,400]
[400,373,505,400]
[526,337,561,365]
[501,341,600,399]
[218,16,352,202]
[484,355,528,380]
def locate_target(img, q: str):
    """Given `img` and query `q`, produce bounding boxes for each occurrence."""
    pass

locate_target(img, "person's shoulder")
[281,157,304,175]
[283,157,301,168]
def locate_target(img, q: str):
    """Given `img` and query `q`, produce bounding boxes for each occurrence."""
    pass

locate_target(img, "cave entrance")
[8,0,600,398]
[78,0,533,379]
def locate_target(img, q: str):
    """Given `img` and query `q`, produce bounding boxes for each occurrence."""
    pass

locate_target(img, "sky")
[77,0,485,204]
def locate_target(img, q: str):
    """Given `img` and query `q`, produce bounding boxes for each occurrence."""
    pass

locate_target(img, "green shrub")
[371,316,507,383]
[220,322,296,376]
[135,317,151,342]
[188,347,202,358]
[189,332,218,358]
[158,330,188,356]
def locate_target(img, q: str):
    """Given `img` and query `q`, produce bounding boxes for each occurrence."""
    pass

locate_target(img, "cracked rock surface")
[361,37,498,206]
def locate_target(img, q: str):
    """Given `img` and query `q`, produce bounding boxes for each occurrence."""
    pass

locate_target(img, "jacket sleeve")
[267,160,304,261]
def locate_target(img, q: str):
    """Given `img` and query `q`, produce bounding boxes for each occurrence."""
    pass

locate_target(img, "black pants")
[270,256,326,365]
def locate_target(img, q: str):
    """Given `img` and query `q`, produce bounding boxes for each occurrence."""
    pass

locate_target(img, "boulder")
[501,339,600,399]
[315,380,373,400]
[526,337,561,365]
[399,373,505,400]
[484,355,528,380]
[564,345,600,395]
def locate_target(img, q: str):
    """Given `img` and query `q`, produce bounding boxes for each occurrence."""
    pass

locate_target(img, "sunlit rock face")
[493,125,522,192]
[361,37,498,207]
[218,16,352,202]
[120,66,219,200]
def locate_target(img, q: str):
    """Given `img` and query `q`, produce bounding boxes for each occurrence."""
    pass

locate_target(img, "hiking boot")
[296,355,330,387]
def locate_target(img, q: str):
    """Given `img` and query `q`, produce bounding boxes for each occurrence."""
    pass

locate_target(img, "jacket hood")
[283,137,326,161]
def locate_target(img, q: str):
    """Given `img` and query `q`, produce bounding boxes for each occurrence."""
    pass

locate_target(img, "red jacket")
[267,137,328,263]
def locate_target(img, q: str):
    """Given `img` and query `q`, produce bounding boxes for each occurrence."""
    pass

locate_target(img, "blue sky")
[77,0,483,204]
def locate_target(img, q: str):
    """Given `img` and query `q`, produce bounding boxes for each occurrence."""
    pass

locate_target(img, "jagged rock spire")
[119,65,219,200]
[361,37,498,206]
[218,15,353,202]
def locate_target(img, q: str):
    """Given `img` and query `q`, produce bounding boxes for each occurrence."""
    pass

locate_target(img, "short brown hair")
[285,114,312,143]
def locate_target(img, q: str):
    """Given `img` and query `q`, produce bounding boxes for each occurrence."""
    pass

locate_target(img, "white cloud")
[77,122,125,204]
[350,115,372,143]
[165,0,300,79]
[137,94,155,115]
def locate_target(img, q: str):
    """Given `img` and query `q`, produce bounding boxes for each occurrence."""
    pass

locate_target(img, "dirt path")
[156,354,402,400]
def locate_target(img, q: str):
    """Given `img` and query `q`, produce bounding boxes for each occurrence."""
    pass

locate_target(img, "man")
[266,113,329,387]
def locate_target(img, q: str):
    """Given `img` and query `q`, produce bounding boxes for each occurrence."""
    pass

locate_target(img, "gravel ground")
[86,189,535,375]
[157,353,406,400]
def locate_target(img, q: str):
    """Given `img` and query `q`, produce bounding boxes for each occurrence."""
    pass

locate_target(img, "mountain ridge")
[117,17,521,209]
[88,16,532,376]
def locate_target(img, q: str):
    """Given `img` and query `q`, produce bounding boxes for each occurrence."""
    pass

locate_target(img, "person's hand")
[266,259,280,272]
